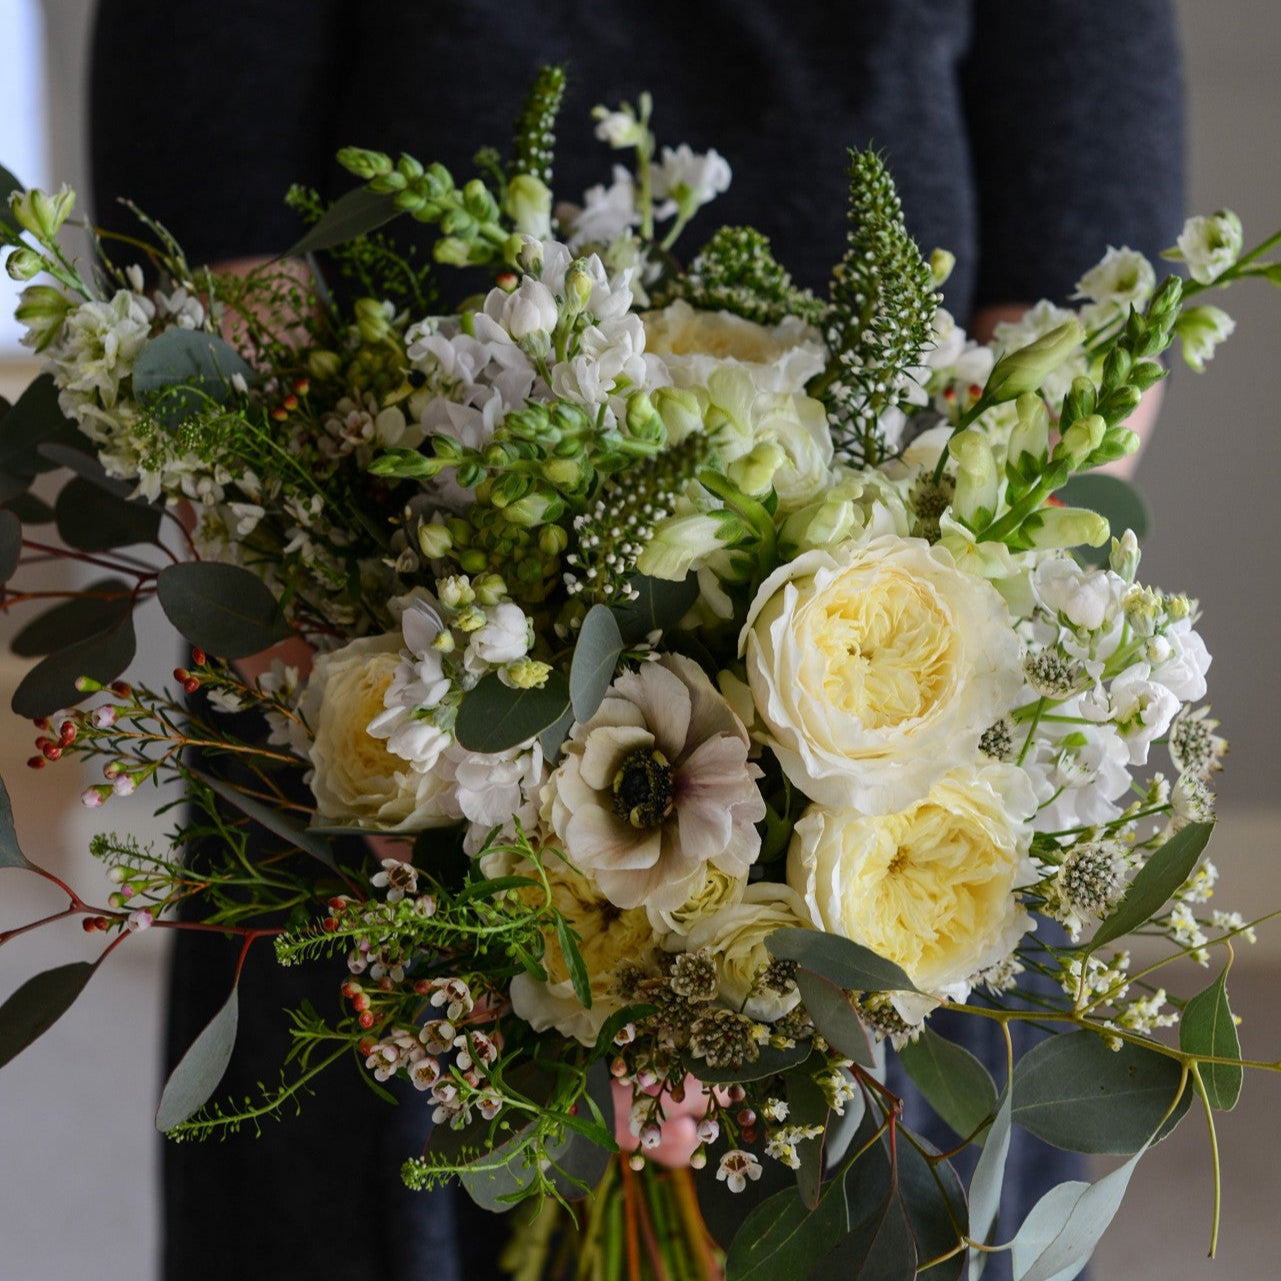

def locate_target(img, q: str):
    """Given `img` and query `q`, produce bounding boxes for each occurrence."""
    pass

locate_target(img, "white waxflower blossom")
[1175,210,1243,285]
[716,1150,763,1193]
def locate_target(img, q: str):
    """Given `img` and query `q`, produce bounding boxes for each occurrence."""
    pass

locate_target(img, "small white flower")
[716,1149,763,1193]
[1174,210,1243,285]
[650,144,731,218]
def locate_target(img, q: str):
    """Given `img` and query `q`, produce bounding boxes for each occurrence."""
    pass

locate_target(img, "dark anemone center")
[612,748,675,829]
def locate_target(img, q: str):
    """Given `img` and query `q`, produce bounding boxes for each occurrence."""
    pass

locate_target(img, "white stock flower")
[1074,247,1156,309]
[442,741,547,856]
[788,765,1037,1019]
[742,534,1023,813]
[547,654,765,910]
[483,276,560,342]
[1032,559,1125,634]
[650,144,731,216]
[299,634,455,831]
[1176,305,1235,373]
[682,882,813,1022]
[1175,211,1243,285]
[366,599,453,771]
[464,601,532,674]
[562,165,640,247]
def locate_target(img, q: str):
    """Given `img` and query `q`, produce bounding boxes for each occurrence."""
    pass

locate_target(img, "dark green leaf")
[537,702,576,763]
[897,1134,967,1278]
[569,603,623,722]
[1058,474,1149,566]
[0,507,19,582]
[0,961,94,1069]
[1086,822,1214,950]
[554,912,592,1008]
[611,572,700,643]
[54,476,162,551]
[726,1179,852,1281]
[3,490,54,525]
[0,776,32,869]
[835,1185,918,1281]
[784,1068,833,1210]
[285,185,401,257]
[768,928,921,996]
[10,579,133,656]
[454,670,571,753]
[899,1027,999,1143]
[194,771,338,873]
[131,328,256,428]
[696,1040,812,1084]
[1180,965,1242,1111]
[795,968,876,1067]
[155,983,240,1131]
[1009,1148,1147,1281]
[0,375,90,478]
[967,1088,1012,1279]
[37,441,135,497]
[156,561,292,658]
[1012,1031,1190,1154]
[0,163,22,237]
[11,606,137,717]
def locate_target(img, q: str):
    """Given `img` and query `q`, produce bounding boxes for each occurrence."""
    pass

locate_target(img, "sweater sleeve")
[961,0,1185,310]
[89,0,351,264]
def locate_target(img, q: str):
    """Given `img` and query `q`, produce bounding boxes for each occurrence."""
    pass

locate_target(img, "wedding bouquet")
[1,68,1276,1280]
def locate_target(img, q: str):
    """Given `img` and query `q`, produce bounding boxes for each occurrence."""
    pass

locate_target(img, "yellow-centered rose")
[741,534,1022,812]
[788,765,1037,1017]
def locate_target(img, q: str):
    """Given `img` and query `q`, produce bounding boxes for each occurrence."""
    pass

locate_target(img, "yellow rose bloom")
[788,765,1037,1019]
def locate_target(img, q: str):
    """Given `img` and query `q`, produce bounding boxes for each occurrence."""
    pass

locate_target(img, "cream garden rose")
[742,534,1023,813]
[300,634,456,831]
[788,764,1038,1018]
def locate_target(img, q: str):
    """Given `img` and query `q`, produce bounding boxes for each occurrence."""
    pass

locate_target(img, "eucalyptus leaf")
[695,1040,812,1084]
[1012,1031,1189,1154]
[0,776,32,869]
[1180,965,1242,1110]
[768,928,921,996]
[537,702,576,763]
[156,561,292,658]
[569,604,623,722]
[0,507,19,582]
[11,606,137,717]
[725,1177,852,1281]
[1009,1146,1147,1281]
[785,1068,833,1209]
[195,772,338,873]
[155,983,240,1132]
[36,441,135,497]
[131,328,256,428]
[285,185,401,258]
[1086,822,1214,950]
[900,1027,999,1143]
[3,490,54,525]
[54,476,162,551]
[10,579,132,656]
[454,670,571,754]
[967,1088,1013,1281]
[0,374,87,478]
[610,572,700,643]
[1058,474,1149,566]
[0,960,95,1069]
[0,468,27,505]
[795,968,876,1067]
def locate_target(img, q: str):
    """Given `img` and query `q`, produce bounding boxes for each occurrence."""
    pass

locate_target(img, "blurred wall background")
[0,1,1278,1277]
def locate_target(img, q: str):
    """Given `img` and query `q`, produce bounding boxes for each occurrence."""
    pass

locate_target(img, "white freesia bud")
[1174,210,1243,285]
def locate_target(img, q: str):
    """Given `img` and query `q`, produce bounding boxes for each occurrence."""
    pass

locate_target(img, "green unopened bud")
[437,575,474,609]
[929,248,955,288]
[543,455,592,493]
[1023,505,1110,551]
[1166,593,1192,620]
[1122,584,1163,636]
[948,429,1000,530]
[307,349,343,382]
[354,298,395,345]
[431,629,456,654]
[624,390,665,444]
[504,492,563,527]
[514,237,544,277]
[434,236,472,267]
[13,283,69,350]
[1062,375,1097,424]
[563,260,594,317]
[9,184,75,242]
[462,177,500,222]
[727,440,785,497]
[1008,393,1049,467]
[455,604,487,633]
[472,573,508,607]
[1110,529,1142,583]
[985,318,1085,401]
[5,246,42,281]
[539,524,569,557]
[337,147,393,180]
[1054,413,1107,467]
[652,386,704,445]
[504,657,553,690]
[417,522,453,560]
[489,472,533,508]
[504,173,552,239]
[440,207,477,239]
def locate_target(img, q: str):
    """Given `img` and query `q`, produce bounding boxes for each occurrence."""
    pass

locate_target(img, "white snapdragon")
[651,144,732,219]
[1174,210,1243,285]
[1073,246,1156,324]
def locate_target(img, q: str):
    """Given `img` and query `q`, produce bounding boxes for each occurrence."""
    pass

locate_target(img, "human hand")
[613,1075,719,1169]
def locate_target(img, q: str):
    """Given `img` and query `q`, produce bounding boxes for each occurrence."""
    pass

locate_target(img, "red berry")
[26,756,45,770]
[41,744,62,763]
[292,378,310,396]
[81,917,98,933]
[358,1011,376,1029]
[59,722,77,746]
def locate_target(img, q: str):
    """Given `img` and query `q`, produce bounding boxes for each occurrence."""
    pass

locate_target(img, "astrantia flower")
[788,764,1037,1019]
[742,534,1023,813]
[547,654,765,910]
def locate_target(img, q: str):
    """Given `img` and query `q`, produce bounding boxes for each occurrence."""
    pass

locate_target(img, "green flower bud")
[1122,584,1162,637]
[504,173,552,239]
[417,522,453,560]
[434,236,472,267]
[472,573,508,607]
[13,283,69,350]
[440,207,477,238]
[504,492,563,527]
[948,428,1000,530]
[652,386,704,445]
[1166,593,1192,620]
[563,260,594,317]
[307,349,343,382]
[1109,529,1141,583]
[543,455,592,493]
[624,390,666,445]
[432,629,456,654]
[929,248,956,288]
[1023,505,1110,551]
[539,524,569,557]
[462,178,499,221]
[985,318,1086,401]
[9,184,75,242]
[354,298,395,345]
[1054,413,1107,467]
[337,147,393,180]
[727,440,785,498]
[504,657,553,690]
[5,246,43,281]
[438,575,475,608]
